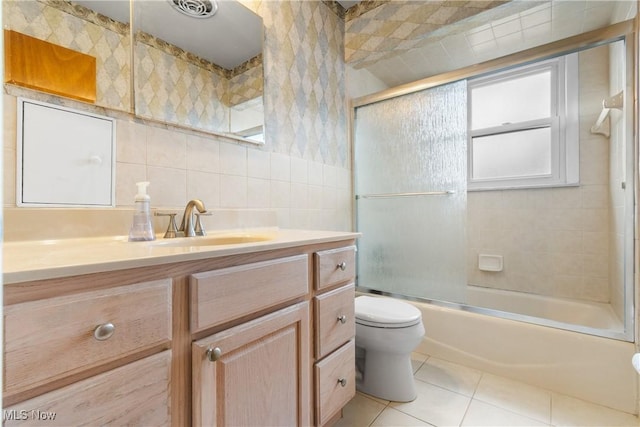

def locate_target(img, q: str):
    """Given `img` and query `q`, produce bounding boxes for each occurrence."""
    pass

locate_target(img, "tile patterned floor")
[336,352,640,427]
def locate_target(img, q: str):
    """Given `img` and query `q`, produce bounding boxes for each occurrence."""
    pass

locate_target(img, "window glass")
[471,127,552,180]
[471,70,552,130]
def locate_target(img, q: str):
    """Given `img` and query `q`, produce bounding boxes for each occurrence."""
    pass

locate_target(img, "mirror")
[4,0,132,113]
[132,0,264,143]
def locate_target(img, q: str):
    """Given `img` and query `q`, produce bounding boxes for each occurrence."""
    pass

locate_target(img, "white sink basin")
[148,233,275,247]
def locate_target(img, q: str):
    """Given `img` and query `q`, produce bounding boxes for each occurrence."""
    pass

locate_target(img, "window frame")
[467,54,579,191]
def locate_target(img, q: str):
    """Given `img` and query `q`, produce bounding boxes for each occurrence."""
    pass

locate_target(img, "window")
[467,54,579,190]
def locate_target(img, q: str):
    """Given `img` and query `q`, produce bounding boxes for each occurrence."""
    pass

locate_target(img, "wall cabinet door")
[192,302,311,427]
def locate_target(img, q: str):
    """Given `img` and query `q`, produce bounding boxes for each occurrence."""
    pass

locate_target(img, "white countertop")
[3,229,360,284]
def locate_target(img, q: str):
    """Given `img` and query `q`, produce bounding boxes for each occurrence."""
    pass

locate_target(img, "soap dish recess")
[478,254,503,272]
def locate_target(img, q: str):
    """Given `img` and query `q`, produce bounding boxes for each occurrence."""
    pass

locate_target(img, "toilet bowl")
[354,295,425,402]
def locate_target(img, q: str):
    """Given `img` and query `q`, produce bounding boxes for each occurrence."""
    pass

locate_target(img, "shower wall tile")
[608,40,628,324]
[467,45,612,303]
[581,185,608,209]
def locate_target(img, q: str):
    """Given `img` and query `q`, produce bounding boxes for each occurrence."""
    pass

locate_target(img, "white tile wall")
[3,94,352,232]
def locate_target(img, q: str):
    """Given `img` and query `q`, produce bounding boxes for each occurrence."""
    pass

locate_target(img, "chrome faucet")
[179,199,207,237]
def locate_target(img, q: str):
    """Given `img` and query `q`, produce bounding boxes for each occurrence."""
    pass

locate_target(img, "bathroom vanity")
[3,230,358,426]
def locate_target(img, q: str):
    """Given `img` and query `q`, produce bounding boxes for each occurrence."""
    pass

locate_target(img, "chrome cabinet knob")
[338,378,347,387]
[93,323,115,341]
[337,315,347,324]
[206,347,222,362]
[337,261,347,271]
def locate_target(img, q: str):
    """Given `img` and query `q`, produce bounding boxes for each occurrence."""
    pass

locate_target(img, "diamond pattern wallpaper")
[228,61,263,107]
[252,0,348,168]
[134,41,229,133]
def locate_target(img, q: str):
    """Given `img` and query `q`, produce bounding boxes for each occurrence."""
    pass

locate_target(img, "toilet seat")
[355,296,422,328]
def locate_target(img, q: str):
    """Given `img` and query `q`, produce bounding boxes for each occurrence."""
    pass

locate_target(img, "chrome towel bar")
[356,190,455,199]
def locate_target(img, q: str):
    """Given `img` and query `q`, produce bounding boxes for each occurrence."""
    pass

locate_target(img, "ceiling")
[74,0,263,69]
[354,0,637,89]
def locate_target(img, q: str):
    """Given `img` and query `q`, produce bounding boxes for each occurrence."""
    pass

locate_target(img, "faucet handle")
[155,212,179,238]
[194,212,212,236]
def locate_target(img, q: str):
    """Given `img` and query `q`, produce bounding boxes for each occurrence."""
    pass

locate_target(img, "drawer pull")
[337,315,347,324]
[206,347,223,362]
[338,378,347,387]
[337,262,347,271]
[93,323,115,341]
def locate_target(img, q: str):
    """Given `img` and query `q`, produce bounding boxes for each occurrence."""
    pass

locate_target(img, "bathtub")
[465,285,624,330]
[408,298,638,414]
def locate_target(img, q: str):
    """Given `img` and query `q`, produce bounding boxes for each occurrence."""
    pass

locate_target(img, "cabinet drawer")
[314,283,355,359]
[4,351,171,426]
[4,279,172,396]
[314,246,356,291]
[190,255,309,332]
[314,340,356,426]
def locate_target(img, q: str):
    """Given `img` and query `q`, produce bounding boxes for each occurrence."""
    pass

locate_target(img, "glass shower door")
[354,81,468,303]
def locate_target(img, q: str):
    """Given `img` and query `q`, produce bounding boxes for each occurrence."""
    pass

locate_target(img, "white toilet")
[354,295,425,402]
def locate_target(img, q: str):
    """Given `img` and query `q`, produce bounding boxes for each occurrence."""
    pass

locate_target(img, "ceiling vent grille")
[168,0,218,18]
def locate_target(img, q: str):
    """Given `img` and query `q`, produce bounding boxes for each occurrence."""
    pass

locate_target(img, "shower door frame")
[349,19,638,342]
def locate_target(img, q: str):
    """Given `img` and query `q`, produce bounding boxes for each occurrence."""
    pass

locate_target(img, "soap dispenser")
[128,181,155,241]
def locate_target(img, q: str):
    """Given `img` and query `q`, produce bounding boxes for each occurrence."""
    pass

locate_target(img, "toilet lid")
[355,296,422,328]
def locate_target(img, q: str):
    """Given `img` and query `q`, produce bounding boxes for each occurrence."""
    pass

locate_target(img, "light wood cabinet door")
[192,302,311,427]
[3,351,171,426]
